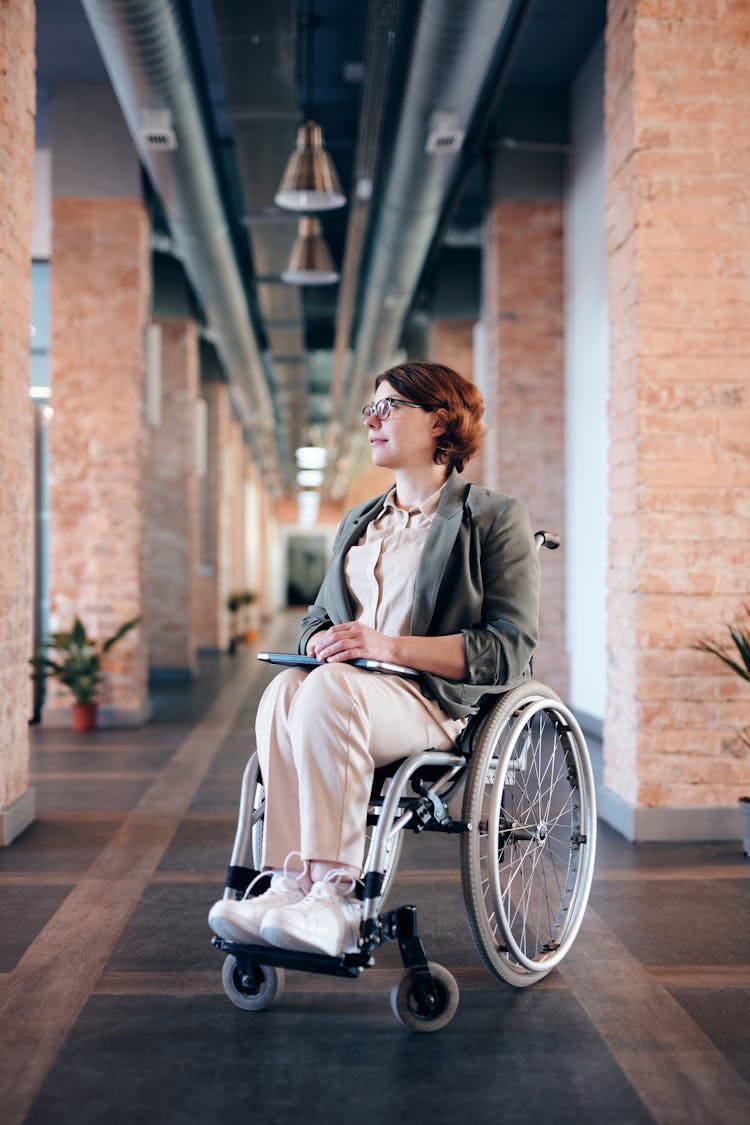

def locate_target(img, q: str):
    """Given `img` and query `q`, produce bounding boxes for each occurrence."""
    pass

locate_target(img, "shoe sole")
[208,906,270,946]
[259,922,357,958]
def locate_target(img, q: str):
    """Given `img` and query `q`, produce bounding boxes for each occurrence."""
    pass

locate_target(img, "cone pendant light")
[281,216,340,285]
[275,120,346,212]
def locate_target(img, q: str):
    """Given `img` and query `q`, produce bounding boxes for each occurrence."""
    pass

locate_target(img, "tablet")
[257,652,419,678]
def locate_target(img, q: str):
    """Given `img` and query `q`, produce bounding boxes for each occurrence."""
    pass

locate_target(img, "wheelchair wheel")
[221,954,284,1011]
[461,681,597,988]
[390,961,459,1032]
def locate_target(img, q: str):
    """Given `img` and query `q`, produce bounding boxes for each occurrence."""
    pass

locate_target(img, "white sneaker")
[260,871,362,957]
[208,872,305,944]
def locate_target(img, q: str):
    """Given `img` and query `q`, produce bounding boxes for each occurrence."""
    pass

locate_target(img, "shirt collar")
[380,483,445,519]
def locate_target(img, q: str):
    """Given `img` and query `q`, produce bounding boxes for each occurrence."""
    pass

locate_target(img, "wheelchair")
[211,532,597,1031]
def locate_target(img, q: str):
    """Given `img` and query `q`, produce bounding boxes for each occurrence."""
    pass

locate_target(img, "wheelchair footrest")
[211,936,372,978]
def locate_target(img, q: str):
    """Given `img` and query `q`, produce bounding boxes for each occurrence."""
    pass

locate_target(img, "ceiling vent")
[425,111,464,154]
[140,108,177,151]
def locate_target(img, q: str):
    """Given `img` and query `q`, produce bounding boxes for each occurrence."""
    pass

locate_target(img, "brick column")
[603,0,750,838]
[483,193,567,694]
[0,0,35,842]
[194,376,231,651]
[428,318,481,481]
[146,318,199,680]
[47,85,150,725]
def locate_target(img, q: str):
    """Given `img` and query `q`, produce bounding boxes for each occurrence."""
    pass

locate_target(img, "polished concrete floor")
[1,617,749,1124]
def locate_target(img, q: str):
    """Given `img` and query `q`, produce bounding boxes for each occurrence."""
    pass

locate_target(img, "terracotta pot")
[72,702,98,732]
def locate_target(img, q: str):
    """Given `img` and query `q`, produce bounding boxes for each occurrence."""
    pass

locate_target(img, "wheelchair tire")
[221,954,284,1011]
[390,962,459,1032]
[460,681,597,988]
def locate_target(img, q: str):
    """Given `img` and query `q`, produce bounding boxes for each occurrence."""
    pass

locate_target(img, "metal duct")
[80,0,284,489]
[331,0,516,489]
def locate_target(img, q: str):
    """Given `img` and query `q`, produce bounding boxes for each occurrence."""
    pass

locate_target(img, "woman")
[209,361,540,957]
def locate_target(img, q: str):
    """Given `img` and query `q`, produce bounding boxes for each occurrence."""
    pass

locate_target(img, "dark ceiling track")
[80,0,284,491]
[328,0,525,496]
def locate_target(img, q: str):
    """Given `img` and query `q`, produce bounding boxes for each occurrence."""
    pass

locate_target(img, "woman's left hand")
[309,621,395,664]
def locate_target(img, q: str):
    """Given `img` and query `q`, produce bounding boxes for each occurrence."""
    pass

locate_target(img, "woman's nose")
[363,411,380,429]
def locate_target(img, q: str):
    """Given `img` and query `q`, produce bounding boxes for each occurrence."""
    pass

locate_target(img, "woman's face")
[363,380,443,473]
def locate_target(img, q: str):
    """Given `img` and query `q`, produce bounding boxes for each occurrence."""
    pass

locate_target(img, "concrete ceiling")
[35,0,605,496]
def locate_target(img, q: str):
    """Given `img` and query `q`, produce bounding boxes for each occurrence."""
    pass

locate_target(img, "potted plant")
[694,604,750,856]
[30,615,141,731]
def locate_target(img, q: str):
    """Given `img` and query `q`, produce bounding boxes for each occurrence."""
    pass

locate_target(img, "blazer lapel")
[327,492,388,623]
[410,472,467,635]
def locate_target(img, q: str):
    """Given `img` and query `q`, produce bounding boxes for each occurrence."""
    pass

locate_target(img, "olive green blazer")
[298,469,541,719]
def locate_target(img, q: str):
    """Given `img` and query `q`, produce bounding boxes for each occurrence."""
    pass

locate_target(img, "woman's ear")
[431,409,447,438]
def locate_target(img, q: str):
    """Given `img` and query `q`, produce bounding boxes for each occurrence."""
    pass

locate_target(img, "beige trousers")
[255,663,463,871]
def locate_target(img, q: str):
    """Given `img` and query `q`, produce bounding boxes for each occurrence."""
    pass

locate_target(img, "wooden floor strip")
[558,908,750,1124]
[0,649,267,1125]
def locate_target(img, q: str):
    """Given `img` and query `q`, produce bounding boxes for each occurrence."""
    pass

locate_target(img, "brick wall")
[605,0,750,810]
[484,200,568,695]
[429,318,482,485]
[0,0,35,818]
[49,198,150,720]
[193,379,230,649]
[146,318,199,673]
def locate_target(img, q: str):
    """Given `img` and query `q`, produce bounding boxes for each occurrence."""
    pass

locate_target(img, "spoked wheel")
[221,954,284,1011]
[461,681,597,987]
[390,962,459,1032]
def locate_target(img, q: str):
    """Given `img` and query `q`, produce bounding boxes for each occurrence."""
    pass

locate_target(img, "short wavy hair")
[374,361,484,474]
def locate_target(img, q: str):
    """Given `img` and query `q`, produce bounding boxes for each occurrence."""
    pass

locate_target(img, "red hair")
[375,361,484,473]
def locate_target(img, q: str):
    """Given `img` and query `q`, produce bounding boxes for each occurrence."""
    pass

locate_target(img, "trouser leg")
[289,663,458,870]
[255,667,307,868]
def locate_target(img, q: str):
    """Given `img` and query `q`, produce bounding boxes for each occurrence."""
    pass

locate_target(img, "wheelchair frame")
[212,533,598,1031]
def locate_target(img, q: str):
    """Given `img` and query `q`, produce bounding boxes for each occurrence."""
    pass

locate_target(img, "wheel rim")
[480,698,596,973]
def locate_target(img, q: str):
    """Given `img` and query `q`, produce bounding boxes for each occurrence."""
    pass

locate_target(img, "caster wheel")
[221,955,284,1011]
[390,962,459,1032]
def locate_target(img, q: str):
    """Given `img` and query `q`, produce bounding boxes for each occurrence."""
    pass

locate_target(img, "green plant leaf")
[102,616,141,653]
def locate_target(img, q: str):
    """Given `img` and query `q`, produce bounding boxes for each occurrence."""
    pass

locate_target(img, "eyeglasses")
[361,397,430,422]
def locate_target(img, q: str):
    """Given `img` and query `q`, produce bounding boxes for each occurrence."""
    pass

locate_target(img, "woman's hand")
[307,625,467,680]
[307,622,395,664]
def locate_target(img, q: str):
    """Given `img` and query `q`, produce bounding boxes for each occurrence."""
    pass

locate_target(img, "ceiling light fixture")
[275,0,346,213]
[281,217,340,286]
[295,445,328,470]
[275,120,346,212]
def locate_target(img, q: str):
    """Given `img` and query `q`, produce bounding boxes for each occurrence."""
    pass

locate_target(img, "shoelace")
[307,869,358,900]
[242,850,304,900]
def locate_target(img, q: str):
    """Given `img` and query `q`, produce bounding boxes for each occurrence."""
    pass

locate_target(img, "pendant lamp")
[275,120,346,212]
[281,217,340,285]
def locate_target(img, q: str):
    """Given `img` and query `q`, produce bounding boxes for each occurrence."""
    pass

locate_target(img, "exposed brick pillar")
[0,0,35,842]
[146,318,199,680]
[484,195,567,695]
[603,0,750,838]
[194,376,231,651]
[429,318,482,485]
[47,85,150,725]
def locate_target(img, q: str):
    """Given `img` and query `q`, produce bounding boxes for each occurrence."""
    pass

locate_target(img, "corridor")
[1,617,748,1125]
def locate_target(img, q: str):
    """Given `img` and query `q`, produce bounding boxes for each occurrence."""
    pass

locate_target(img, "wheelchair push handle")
[534,530,561,552]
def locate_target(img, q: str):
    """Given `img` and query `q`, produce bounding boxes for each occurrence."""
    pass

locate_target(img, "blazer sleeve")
[461,497,540,687]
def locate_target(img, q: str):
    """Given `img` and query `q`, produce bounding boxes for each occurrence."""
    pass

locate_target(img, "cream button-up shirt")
[344,485,442,635]
[344,484,467,742]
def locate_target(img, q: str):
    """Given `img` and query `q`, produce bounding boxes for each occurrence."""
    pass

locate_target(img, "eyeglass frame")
[361,396,433,423]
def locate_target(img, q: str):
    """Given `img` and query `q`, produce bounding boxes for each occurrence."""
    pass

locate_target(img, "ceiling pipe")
[80,0,284,490]
[329,0,520,493]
